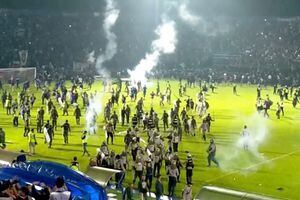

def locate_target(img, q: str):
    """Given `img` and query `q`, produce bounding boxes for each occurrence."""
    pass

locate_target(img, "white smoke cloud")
[85,93,103,134]
[128,19,177,86]
[178,0,231,36]
[85,0,118,135]
[95,0,119,78]
[178,2,200,26]
[236,114,268,159]
[87,51,96,64]
[218,113,269,172]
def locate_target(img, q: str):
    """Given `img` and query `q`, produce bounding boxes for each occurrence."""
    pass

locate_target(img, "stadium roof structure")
[195,186,281,200]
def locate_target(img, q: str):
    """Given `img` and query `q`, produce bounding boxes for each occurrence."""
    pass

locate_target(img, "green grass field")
[1,80,300,199]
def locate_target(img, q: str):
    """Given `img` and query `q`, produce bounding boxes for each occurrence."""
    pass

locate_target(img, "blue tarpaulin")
[0,167,88,199]
[3,160,107,200]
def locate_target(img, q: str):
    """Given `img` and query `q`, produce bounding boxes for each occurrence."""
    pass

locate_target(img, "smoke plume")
[85,0,118,134]
[218,113,269,172]
[95,0,119,78]
[87,51,96,64]
[85,93,103,134]
[178,0,231,36]
[178,1,200,26]
[128,19,177,86]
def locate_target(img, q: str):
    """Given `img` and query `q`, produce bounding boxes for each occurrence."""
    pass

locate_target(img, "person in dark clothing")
[38,107,45,126]
[132,114,138,128]
[143,85,147,98]
[233,84,237,95]
[121,106,126,126]
[13,114,19,127]
[81,130,90,156]
[23,122,30,137]
[0,127,6,149]
[190,116,197,136]
[153,148,162,178]
[185,154,194,184]
[162,110,169,131]
[36,107,44,133]
[145,159,153,194]
[70,156,80,171]
[257,85,261,99]
[16,150,26,162]
[61,120,71,144]
[122,184,133,200]
[106,122,114,145]
[205,113,214,133]
[124,129,132,152]
[207,139,219,167]
[48,124,54,148]
[125,105,131,124]
[1,91,7,108]
[155,175,164,200]
[114,154,125,189]
[138,176,148,200]
[110,111,119,130]
[50,106,58,131]
[74,106,81,125]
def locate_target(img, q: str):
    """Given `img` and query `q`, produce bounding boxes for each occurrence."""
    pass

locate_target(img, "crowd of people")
[0,76,225,200]
[153,17,300,86]
[1,9,300,86]
[0,6,300,200]
[0,176,71,200]
[0,71,299,199]
[86,80,226,200]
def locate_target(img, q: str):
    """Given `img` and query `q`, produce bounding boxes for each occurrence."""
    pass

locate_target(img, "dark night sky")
[0,0,300,17]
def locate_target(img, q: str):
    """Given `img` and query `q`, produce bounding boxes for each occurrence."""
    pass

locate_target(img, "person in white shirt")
[49,177,71,200]
[241,125,250,150]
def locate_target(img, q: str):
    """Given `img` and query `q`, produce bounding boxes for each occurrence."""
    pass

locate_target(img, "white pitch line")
[115,131,127,136]
[205,149,300,183]
[140,138,147,144]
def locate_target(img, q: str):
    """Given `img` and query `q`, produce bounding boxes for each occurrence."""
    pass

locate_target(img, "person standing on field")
[106,121,114,145]
[61,120,71,144]
[185,153,194,184]
[28,128,37,154]
[81,131,90,156]
[207,139,219,167]
[162,110,169,131]
[74,106,81,125]
[155,175,164,200]
[241,125,250,150]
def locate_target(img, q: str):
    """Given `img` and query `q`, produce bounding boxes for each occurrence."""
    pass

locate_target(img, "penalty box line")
[205,149,300,184]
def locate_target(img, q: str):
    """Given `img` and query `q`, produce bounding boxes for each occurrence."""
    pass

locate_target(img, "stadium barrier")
[0,67,36,83]
[195,186,279,200]
[85,166,121,187]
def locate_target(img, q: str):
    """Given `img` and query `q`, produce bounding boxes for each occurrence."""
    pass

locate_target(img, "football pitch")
[1,80,300,199]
